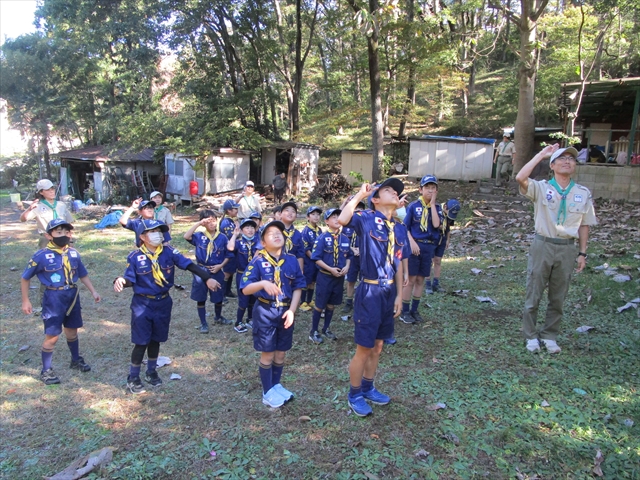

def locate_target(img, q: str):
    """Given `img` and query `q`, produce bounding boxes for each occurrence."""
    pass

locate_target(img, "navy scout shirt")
[187,231,232,267]
[403,200,443,243]
[311,231,353,270]
[123,246,193,296]
[239,252,305,303]
[123,218,171,247]
[229,235,260,272]
[283,225,305,260]
[23,247,88,287]
[219,217,236,240]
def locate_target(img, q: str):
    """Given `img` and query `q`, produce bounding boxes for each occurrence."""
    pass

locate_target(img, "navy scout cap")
[140,219,169,232]
[281,201,298,212]
[46,218,74,233]
[324,208,341,220]
[223,199,240,211]
[138,200,156,210]
[445,199,461,220]
[240,218,257,229]
[420,174,438,187]
[368,177,405,209]
[306,205,322,216]
[249,211,262,220]
[260,220,286,239]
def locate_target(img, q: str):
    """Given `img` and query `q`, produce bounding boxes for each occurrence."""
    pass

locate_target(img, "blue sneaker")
[273,383,294,402]
[362,387,390,405]
[425,281,434,294]
[348,394,373,417]
[384,337,397,345]
[262,386,286,408]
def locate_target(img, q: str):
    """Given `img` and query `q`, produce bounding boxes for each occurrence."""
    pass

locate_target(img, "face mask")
[52,236,71,247]
[395,207,407,221]
[147,232,164,246]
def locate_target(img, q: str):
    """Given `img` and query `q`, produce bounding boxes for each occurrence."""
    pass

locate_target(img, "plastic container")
[9,193,20,203]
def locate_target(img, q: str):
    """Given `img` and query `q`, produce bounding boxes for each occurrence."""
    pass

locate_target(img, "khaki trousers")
[495,156,512,185]
[522,238,576,340]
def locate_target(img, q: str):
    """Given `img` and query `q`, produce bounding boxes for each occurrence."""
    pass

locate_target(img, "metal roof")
[560,77,640,123]
[54,146,156,162]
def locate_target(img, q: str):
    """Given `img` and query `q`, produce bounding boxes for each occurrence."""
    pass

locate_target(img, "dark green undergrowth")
[1,201,638,480]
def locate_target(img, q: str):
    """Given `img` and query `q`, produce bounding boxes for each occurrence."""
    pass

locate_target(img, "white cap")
[36,179,54,192]
[149,191,163,199]
[550,147,579,164]
[245,181,255,187]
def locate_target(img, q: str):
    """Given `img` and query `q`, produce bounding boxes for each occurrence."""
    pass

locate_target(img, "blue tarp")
[417,135,495,145]
[94,210,123,229]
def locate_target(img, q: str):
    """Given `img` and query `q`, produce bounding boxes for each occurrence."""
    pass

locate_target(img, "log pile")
[310,174,353,201]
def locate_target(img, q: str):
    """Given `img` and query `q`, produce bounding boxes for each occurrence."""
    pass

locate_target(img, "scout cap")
[249,211,262,220]
[550,147,579,164]
[36,179,55,192]
[445,199,461,220]
[281,201,298,212]
[240,218,257,229]
[306,206,322,215]
[140,219,169,232]
[46,218,73,233]
[260,220,285,239]
[138,200,156,210]
[420,174,438,187]
[324,208,341,220]
[223,199,241,211]
[149,191,163,199]
[368,177,405,209]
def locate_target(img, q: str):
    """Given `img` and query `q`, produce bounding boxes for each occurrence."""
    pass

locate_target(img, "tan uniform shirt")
[524,179,597,239]
[497,141,516,157]
[23,201,74,234]
[155,206,174,226]
[237,194,262,219]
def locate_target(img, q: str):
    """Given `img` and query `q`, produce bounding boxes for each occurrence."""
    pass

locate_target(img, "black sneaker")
[323,330,337,340]
[126,375,145,394]
[246,319,253,329]
[69,356,92,372]
[222,297,229,305]
[234,323,248,333]
[399,314,415,324]
[215,316,233,325]
[410,311,425,323]
[342,303,353,314]
[40,368,60,385]
[145,371,163,387]
[432,282,440,292]
[309,331,323,344]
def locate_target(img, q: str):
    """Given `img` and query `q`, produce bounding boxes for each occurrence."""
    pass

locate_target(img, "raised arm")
[515,144,559,194]
[119,198,142,226]
[338,184,372,226]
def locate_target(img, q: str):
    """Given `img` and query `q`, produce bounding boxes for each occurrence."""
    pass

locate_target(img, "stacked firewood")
[310,174,353,200]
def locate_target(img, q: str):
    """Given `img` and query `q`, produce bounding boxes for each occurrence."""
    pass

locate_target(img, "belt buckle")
[63,285,70,290]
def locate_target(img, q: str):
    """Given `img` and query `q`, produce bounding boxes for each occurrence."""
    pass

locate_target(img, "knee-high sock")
[259,362,273,394]
[66,336,80,361]
[322,308,335,332]
[311,308,322,334]
[41,348,53,372]
[197,302,207,326]
[272,362,284,385]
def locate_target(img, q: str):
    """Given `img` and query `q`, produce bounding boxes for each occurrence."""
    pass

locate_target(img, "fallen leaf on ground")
[593,449,604,477]
[414,449,429,458]
[6,389,16,395]
[573,388,587,395]
[370,433,379,439]
[576,326,594,333]
[298,416,311,422]
[475,296,497,305]
[45,446,116,480]
[18,345,30,352]
[470,268,482,275]
[427,402,447,411]
[170,373,181,380]
[540,400,550,407]
[617,302,638,313]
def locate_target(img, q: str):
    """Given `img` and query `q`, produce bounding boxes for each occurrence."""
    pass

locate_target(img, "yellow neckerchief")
[243,235,256,262]
[140,243,169,287]
[201,228,220,262]
[383,217,396,266]
[258,249,284,289]
[41,199,59,219]
[283,225,294,253]
[329,229,341,266]
[307,223,321,236]
[419,197,431,232]
[47,242,71,284]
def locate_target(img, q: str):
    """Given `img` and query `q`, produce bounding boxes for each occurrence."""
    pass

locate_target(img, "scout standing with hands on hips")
[113,220,220,394]
[21,219,101,385]
[239,221,306,409]
[338,179,404,417]
[516,144,597,354]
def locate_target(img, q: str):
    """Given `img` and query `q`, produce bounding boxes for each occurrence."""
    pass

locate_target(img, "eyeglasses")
[555,156,576,163]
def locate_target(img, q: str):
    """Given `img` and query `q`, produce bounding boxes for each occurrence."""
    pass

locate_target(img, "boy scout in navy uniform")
[341,200,365,314]
[119,198,172,247]
[280,201,306,272]
[425,198,460,294]
[221,199,241,299]
[401,175,442,323]
[239,221,305,408]
[21,219,101,385]
[184,210,233,333]
[300,206,323,312]
[227,218,260,333]
[516,145,597,354]
[309,208,352,343]
[338,179,404,417]
[113,220,220,394]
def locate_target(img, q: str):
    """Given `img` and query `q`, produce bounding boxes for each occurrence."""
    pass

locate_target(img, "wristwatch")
[578,252,587,258]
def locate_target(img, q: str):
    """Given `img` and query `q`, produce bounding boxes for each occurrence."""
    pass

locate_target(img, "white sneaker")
[262,386,286,408]
[542,339,561,354]
[526,338,541,352]
[273,383,294,402]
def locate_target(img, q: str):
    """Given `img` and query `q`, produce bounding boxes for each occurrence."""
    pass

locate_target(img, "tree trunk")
[367,0,383,182]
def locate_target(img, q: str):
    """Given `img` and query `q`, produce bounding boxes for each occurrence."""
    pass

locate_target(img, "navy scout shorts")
[131,294,172,344]
[42,288,83,336]
[353,281,396,348]
[252,302,294,352]
[314,272,345,309]
[408,242,436,277]
[346,255,361,283]
[190,270,225,303]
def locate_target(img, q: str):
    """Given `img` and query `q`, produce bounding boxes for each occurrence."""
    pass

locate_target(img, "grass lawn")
[0,186,638,479]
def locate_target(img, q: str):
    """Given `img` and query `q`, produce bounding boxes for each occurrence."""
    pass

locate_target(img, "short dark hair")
[199,209,218,220]
[272,205,282,214]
